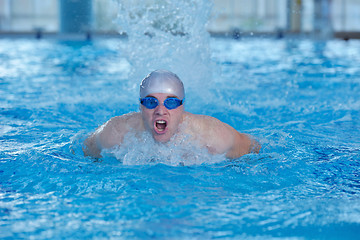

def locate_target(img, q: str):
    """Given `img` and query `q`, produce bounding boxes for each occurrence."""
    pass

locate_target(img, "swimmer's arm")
[83,132,102,158]
[226,131,261,159]
[199,115,260,159]
[83,117,125,158]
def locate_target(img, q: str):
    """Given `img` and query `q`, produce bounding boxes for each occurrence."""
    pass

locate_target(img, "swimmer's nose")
[154,102,168,115]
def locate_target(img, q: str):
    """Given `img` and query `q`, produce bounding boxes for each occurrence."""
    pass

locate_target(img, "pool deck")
[1,31,360,41]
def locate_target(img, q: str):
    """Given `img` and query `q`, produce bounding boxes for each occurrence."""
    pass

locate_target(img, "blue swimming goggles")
[140,97,184,110]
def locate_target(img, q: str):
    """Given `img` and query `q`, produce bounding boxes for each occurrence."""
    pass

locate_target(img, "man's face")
[141,93,184,142]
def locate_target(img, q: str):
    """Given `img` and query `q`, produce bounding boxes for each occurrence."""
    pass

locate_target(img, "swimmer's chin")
[152,130,186,144]
[153,135,172,143]
[152,132,172,143]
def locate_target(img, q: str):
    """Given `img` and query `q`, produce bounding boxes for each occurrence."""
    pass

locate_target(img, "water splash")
[115,0,214,98]
[102,130,226,166]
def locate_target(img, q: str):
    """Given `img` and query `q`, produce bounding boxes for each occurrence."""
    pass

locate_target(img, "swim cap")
[139,70,185,100]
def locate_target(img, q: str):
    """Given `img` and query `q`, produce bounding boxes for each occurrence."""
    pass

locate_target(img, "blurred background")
[0,0,359,39]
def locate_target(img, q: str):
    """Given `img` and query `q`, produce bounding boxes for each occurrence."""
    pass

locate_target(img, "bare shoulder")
[184,112,233,135]
[183,113,234,152]
[83,112,143,158]
[99,112,143,145]
[108,112,143,131]
[183,112,258,158]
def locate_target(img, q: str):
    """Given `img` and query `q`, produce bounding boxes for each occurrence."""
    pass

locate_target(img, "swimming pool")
[1,4,360,238]
[1,35,359,239]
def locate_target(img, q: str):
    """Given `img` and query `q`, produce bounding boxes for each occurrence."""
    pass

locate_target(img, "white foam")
[101,130,226,166]
[115,0,214,101]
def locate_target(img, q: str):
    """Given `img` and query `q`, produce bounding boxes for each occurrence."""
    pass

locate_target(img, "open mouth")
[155,120,167,133]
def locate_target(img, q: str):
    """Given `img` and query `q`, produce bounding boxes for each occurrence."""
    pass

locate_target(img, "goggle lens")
[140,97,183,110]
[164,98,181,109]
[140,97,158,109]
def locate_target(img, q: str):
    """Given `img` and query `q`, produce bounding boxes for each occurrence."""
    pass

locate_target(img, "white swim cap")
[139,70,185,100]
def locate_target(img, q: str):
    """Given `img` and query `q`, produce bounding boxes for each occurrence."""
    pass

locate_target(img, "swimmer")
[84,70,260,159]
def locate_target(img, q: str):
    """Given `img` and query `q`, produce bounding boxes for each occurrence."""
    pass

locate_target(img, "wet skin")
[140,93,184,143]
[84,94,260,159]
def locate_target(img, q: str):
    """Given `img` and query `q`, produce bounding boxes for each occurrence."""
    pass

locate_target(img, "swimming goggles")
[140,97,184,110]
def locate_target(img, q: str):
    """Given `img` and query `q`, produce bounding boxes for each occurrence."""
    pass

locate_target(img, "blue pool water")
[1,36,359,239]
[1,2,360,238]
